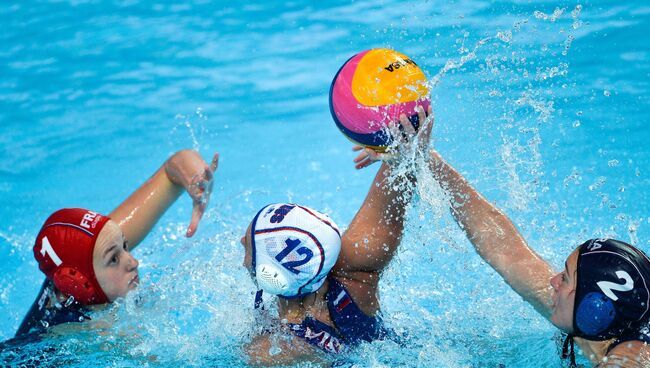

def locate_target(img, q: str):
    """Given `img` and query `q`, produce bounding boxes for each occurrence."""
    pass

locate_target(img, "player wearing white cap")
[241,107,432,365]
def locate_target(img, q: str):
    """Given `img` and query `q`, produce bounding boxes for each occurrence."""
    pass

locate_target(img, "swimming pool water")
[1,1,649,366]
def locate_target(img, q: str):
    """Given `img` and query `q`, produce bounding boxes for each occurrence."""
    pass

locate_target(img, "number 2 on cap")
[597,270,634,301]
[40,236,63,266]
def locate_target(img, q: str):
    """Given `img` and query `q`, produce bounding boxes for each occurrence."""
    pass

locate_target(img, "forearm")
[428,151,515,252]
[109,166,183,249]
[109,149,215,248]
[358,162,413,227]
[428,150,554,316]
[340,162,415,272]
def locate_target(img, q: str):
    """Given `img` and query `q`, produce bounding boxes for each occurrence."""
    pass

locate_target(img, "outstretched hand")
[165,150,219,237]
[353,105,433,169]
[186,153,219,237]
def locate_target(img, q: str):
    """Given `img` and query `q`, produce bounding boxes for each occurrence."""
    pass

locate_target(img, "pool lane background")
[0,1,648,366]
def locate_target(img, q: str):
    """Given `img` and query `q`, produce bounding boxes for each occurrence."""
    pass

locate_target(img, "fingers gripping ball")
[329,48,431,151]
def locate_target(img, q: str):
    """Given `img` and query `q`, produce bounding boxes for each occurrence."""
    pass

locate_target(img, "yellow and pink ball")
[329,48,431,151]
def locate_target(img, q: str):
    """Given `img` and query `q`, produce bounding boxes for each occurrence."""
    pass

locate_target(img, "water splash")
[533,7,565,22]
[1,3,618,367]
[170,108,210,153]
[571,5,584,30]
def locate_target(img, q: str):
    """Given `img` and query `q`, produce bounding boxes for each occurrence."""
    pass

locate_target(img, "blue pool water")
[1,1,649,366]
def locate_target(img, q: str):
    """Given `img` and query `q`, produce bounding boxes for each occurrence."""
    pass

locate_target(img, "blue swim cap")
[573,239,650,340]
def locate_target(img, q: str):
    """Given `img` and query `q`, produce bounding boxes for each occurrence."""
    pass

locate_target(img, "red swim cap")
[34,208,110,305]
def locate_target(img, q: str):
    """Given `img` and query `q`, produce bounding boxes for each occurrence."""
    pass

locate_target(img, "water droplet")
[607,159,619,167]
[496,30,512,43]
[572,120,581,128]
[269,345,282,356]
[562,35,574,56]
[603,90,611,97]
[64,296,75,307]
[588,176,606,191]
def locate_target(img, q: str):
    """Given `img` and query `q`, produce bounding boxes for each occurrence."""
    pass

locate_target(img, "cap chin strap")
[255,263,290,296]
[561,333,577,368]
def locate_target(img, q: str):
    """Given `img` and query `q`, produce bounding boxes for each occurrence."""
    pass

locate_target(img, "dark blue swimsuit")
[607,324,650,353]
[14,279,89,338]
[0,280,89,366]
[257,277,389,354]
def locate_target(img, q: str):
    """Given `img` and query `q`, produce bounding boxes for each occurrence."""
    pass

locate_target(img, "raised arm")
[428,150,555,318]
[109,149,218,249]
[333,107,430,277]
[334,162,413,274]
[330,108,431,316]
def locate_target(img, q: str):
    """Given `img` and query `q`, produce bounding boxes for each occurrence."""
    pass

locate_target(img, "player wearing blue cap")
[241,107,432,365]
[422,149,650,367]
[355,144,650,366]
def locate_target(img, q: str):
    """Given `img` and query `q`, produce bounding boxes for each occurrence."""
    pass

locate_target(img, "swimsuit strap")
[326,277,386,344]
[252,278,389,354]
[606,323,650,354]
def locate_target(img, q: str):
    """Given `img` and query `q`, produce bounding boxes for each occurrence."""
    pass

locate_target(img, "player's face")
[93,220,139,301]
[549,249,579,332]
[240,222,254,279]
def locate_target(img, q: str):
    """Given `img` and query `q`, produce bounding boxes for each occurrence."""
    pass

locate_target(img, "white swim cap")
[251,203,341,298]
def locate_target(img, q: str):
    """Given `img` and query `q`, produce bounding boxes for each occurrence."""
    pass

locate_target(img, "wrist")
[164,149,199,187]
[428,150,446,175]
[163,160,183,187]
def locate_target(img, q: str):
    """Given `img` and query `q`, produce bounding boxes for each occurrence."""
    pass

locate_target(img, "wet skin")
[550,248,579,333]
[92,220,140,302]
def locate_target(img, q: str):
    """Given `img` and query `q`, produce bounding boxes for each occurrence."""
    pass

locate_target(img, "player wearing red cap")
[14,149,219,338]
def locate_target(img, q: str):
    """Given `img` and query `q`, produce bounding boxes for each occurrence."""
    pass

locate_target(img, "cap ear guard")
[575,291,617,336]
[255,263,290,295]
[53,267,103,305]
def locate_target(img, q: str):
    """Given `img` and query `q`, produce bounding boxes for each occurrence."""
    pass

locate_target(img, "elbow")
[172,148,199,158]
